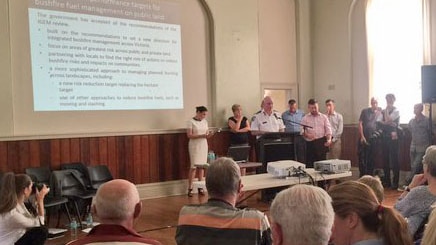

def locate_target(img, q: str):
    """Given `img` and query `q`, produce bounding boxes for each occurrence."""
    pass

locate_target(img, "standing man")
[358,97,382,177]
[300,99,332,168]
[379,93,400,189]
[402,103,431,188]
[282,99,305,162]
[282,99,305,133]
[251,96,285,137]
[325,99,343,159]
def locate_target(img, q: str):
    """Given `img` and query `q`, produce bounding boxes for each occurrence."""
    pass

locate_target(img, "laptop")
[227,145,251,163]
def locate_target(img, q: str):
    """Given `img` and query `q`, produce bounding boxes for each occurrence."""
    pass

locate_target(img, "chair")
[25,166,72,227]
[87,165,113,190]
[227,145,251,163]
[60,162,93,190]
[51,169,96,228]
[0,172,6,187]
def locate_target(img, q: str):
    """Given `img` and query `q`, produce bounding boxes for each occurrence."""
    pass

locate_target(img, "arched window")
[366,0,429,122]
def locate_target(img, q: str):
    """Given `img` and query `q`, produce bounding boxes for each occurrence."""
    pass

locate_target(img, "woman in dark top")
[228,104,250,145]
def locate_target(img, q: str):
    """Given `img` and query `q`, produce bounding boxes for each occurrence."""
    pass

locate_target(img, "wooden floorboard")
[45,188,401,245]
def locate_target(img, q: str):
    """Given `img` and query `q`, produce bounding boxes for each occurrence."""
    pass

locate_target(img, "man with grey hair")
[270,185,334,245]
[67,179,162,245]
[176,157,272,245]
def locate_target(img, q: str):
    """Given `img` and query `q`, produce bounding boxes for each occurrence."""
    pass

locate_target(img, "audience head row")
[205,157,414,245]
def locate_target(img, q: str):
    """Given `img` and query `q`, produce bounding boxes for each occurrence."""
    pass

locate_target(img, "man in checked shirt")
[300,98,332,168]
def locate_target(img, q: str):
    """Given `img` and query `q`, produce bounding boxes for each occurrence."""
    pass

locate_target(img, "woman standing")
[187,106,214,197]
[228,104,250,146]
[0,173,50,245]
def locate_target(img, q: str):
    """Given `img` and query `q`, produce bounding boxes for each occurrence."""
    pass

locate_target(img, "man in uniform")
[251,96,285,137]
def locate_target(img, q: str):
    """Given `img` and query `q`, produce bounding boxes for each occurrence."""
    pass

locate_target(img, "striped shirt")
[176,199,271,245]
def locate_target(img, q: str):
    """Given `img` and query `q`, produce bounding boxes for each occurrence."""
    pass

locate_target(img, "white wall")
[311,0,355,122]
[206,0,298,127]
[2,0,436,138]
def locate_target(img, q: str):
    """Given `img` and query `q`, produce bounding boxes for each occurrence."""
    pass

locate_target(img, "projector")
[267,160,306,177]
[314,159,351,174]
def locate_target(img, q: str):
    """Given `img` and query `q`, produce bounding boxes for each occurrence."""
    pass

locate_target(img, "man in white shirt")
[325,99,343,159]
[251,96,285,136]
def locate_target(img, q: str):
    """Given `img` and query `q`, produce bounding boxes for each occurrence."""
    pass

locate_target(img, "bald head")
[93,179,141,224]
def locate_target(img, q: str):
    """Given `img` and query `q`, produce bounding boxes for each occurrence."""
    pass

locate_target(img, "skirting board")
[136,179,198,200]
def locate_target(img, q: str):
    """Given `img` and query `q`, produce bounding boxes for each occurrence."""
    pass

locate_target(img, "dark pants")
[305,137,328,168]
[15,226,48,245]
[294,135,306,163]
[382,137,399,188]
[358,139,377,177]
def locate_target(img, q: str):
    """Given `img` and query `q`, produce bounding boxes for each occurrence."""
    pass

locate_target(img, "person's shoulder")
[410,185,431,195]
[252,111,263,121]
[179,203,206,214]
[273,110,281,116]
[361,107,371,113]
[253,111,262,117]
[319,112,329,119]
[239,207,267,219]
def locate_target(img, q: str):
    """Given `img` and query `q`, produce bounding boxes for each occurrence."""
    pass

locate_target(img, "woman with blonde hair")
[421,207,436,245]
[228,104,251,146]
[0,173,49,245]
[329,181,412,245]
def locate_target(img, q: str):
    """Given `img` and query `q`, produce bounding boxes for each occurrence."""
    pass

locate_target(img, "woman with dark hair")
[186,106,214,197]
[0,173,49,245]
[329,181,412,245]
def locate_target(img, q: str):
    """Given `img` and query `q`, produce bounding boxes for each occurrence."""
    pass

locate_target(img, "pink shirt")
[300,113,332,141]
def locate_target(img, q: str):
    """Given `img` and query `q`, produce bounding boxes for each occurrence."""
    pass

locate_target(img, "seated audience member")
[357,175,384,203]
[395,145,436,236]
[270,185,334,245]
[329,181,412,245]
[67,179,162,245]
[421,207,436,245]
[175,157,271,245]
[0,173,49,245]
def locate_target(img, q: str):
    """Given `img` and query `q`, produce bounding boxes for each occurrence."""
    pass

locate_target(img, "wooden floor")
[46,188,401,245]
